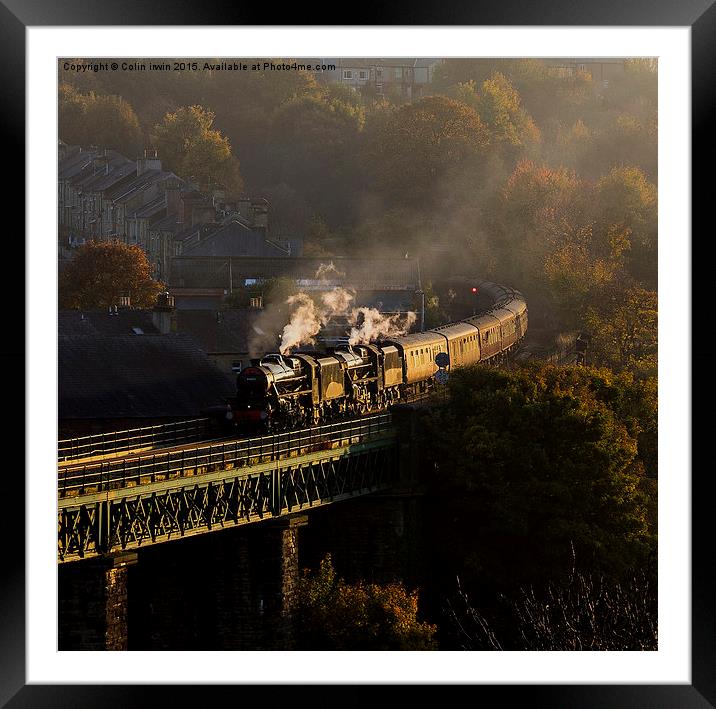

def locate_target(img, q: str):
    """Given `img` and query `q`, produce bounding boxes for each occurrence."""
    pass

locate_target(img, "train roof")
[463,312,502,330]
[385,331,446,349]
[502,295,528,316]
[429,321,479,338]
[485,307,517,324]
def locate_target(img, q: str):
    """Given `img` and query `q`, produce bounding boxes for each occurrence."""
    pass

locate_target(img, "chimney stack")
[137,148,162,176]
[152,291,176,334]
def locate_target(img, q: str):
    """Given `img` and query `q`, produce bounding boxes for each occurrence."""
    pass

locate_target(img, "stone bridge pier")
[59,515,308,651]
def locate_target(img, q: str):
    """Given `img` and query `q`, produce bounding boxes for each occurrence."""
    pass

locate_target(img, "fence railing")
[58,418,212,462]
[58,413,394,498]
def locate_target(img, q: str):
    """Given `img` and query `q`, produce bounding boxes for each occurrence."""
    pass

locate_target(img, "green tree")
[593,166,657,285]
[206,61,321,189]
[59,84,143,157]
[266,95,364,225]
[59,239,164,310]
[423,363,656,592]
[296,555,437,650]
[585,286,658,375]
[152,105,243,196]
[363,95,490,208]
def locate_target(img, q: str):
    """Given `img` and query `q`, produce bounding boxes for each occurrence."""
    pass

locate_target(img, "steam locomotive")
[226,282,527,430]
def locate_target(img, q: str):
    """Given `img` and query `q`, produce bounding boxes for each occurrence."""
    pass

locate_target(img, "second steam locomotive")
[228,281,527,430]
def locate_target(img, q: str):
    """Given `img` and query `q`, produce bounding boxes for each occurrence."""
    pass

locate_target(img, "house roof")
[59,333,235,419]
[176,309,257,353]
[58,149,98,180]
[106,169,179,204]
[176,222,221,244]
[181,219,288,259]
[58,309,160,337]
[151,214,183,234]
[79,159,136,193]
[131,194,167,220]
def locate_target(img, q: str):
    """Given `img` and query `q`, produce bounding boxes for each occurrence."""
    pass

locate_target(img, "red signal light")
[471,287,478,293]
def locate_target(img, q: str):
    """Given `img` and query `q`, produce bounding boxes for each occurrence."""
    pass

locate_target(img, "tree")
[593,166,657,285]
[542,223,621,326]
[295,555,437,650]
[490,159,585,293]
[59,84,143,157]
[363,95,490,209]
[585,286,658,375]
[152,105,243,196]
[59,239,164,310]
[265,95,364,225]
[422,363,656,593]
[206,61,321,189]
[454,74,541,149]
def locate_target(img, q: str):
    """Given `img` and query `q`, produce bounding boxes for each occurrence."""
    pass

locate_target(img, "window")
[343,70,353,79]
[359,70,368,80]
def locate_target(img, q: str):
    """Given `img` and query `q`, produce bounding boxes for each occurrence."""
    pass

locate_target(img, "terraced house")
[58,142,298,286]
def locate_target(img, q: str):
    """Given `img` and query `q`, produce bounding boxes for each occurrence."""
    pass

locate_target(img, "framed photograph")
[7,0,706,704]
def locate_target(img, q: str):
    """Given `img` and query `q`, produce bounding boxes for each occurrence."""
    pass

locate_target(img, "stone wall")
[59,553,136,650]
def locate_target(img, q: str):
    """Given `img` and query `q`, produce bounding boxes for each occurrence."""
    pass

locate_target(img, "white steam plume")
[278,266,416,354]
[279,293,323,354]
[321,287,354,317]
[348,308,417,345]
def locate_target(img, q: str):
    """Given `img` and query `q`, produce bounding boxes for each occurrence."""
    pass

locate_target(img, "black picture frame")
[4,1,705,705]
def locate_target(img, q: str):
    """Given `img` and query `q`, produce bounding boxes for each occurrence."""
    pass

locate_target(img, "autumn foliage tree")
[585,286,658,375]
[59,239,164,310]
[152,105,243,196]
[452,74,541,149]
[295,555,437,650]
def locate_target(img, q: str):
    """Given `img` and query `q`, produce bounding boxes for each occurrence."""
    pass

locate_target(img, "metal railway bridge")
[56,284,591,648]
[58,413,402,563]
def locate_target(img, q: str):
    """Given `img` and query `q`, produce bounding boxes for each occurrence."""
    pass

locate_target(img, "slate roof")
[59,333,235,419]
[106,169,180,204]
[173,222,220,244]
[80,159,136,193]
[182,219,289,258]
[176,309,257,353]
[58,310,159,337]
[131,194,166,220]
[58,150,98,180]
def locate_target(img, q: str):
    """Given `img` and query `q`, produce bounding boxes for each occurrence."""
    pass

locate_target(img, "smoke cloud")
[347,308,417,346]
[278,284,416,354]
